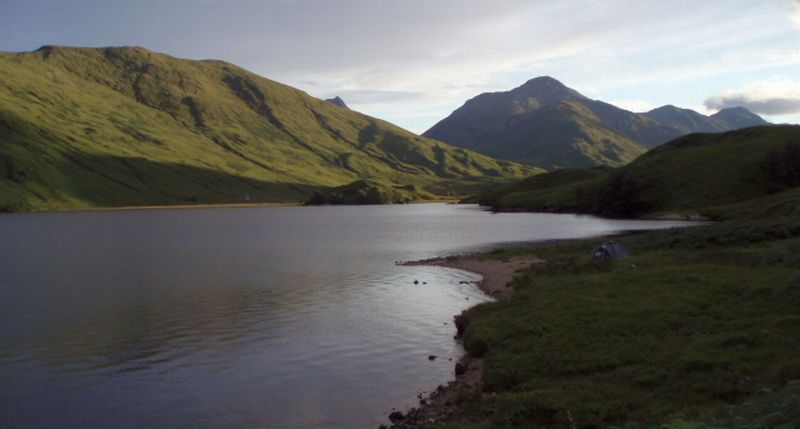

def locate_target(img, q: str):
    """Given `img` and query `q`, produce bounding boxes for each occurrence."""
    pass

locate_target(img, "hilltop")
[0,46,538,212]
[424,77,768,168]
[324,96,349,109]
[479,125,800,219]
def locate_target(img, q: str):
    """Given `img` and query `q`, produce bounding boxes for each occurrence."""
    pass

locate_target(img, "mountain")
[711,106,770,129]
[424,77,660,168]
[642,105,769,134]
[642,105,726,134]
[325,96,348,109]
[0,46,538,212]
[479,125,800,219]
[424,77,768,168]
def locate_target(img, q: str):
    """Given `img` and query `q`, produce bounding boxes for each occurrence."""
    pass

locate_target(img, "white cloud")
[608,100,658,113]
[263,0,797,131]
[5,0,799,131]
[704,78,800,115]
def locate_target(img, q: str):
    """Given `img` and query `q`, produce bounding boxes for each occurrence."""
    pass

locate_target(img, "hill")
[711,106,770,129]
[0,46,538,212]
[479,125,800,219]
[424,77,768,168]
[427,221,800,428]
[304,180,433,205]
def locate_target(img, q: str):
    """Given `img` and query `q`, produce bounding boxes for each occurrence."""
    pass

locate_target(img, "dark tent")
[592,241,630,261]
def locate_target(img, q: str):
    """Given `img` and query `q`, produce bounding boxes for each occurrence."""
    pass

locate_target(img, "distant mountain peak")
[511,76,585,102]
[424,76,772,169]
[519,75,564,87]
[642,105,725,134]
[648,104,681,113]
[710,106,769,129]
[325,96,348,109]
[716,106,753,114]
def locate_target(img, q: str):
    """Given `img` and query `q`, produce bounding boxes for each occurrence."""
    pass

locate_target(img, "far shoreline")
[0,198,471,215]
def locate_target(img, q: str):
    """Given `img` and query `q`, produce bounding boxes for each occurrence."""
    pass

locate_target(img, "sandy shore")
[400,254,544,300]
[386,253,544,428]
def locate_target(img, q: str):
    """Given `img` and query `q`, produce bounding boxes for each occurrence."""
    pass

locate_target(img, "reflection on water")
[0,204,696,428]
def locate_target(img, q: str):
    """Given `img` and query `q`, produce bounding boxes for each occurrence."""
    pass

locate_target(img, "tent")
[592,241,630,261]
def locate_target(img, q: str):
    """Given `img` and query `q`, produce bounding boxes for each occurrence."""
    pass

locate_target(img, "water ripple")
[0,204,696,428]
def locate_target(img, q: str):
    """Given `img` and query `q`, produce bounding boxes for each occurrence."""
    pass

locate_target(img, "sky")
[2,0,799,133]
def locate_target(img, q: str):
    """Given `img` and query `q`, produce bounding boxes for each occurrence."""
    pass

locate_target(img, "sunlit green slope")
[0,46,538,211]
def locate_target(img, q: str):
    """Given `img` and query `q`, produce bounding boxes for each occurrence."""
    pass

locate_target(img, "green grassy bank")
[428,220,800,428]
[479,126,800,219]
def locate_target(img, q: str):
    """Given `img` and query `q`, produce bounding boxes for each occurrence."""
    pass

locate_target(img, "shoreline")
[386,253,545,428]
[61,201,302,214]
[2,199,470,215]
[399,254,545,300]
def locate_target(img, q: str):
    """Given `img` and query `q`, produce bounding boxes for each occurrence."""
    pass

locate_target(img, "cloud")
[4,0,799,131]
[608,99,658,113]
[704,78,800,115]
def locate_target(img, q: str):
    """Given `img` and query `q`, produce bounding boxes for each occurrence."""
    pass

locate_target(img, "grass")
[0,46,539,212]
[480,126,800,219]
[428,220,800,428]
[479,167,609,211]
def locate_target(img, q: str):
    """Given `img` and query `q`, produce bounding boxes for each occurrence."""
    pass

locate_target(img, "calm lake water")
[0,204,695,428]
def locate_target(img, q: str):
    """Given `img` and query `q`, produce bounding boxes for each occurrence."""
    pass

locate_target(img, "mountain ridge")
[424,77,769,168]
[0,46,538,212]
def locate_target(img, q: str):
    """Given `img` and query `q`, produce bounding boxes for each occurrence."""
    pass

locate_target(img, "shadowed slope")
[480,125,800,219]
[425,77,768,168]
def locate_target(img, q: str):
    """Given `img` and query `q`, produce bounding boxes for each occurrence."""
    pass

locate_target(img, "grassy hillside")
[480,125,800,219]
[0,46,538,212]
[422,221,800,428]
[305,179,435,205]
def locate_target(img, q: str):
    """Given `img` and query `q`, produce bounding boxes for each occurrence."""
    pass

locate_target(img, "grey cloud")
[705,95,800,115]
